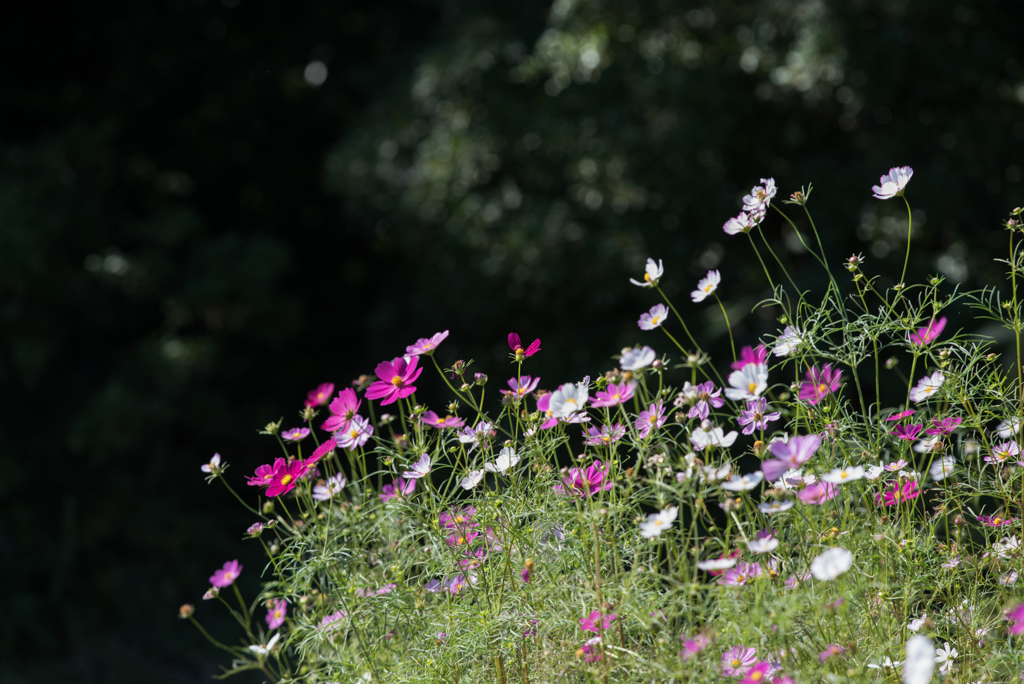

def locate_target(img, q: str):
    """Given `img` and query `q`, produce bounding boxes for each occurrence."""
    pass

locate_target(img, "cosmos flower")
[798,482,838,505]
[773,326,802,356]
[743,178,777,211]
[909,317,947,346]
[379,476,416,502]
[402,453,432,480]
[312,473,347,501]
[724,363,768,401]
[909,371,944,403]
[690,424,738,451]
[305,382,335,407]
[758,499,794,515]
[747,536,779,554]
[210,560,243,588]
[636,401,666,437]
[322,388,362,433]
[723,211,759,235]
[629,258,664,287]
[691,270,721,303]
[620,346,656,370]
[508,332,541,359]
[876,480,920,506]
[892,423,923,441]
[266,460,305,498]
[201,453,222,474]
[457,421,493,452]
[810,547,853,581]
[501,375,541,399]
[549,378,590,418]
[485,447,520,473]
[718,562,762,586]
[798,364,842,405]
[736,398,780,435]
[247,458,284,487]
[760,435,820,481]
[722,472,764,492]
[460,470,485,490]
[886,410,916,421]
[985,441,1019,464]
[591,381,635,408]
[925,416,961,435]
[1005,603,1024,635]
[420,411,466,429]
[265,599,287,630]
[579,610,617,634]
[405,330,449,356]
[583,423,625,446]
[639,506,678,538]
[721,645,758,676]
[903,635,935,684]
[281,428,310,442]
[930,456,955,481]
[820,465,865,484]
[681,634,709,660]
[732,344,768,370]
[337,415,374,451]
[638,304,670,330]
[365,356,423,405]
[871,166,913,200]
[688,381,725,420]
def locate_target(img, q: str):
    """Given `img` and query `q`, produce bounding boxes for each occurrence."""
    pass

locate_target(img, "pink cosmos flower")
[892,423,923,441]
[580,610,617,634]
[761,434,821,481]
[200,453,222,474]
[743,178,777,211]
[247,458,285,487]
[798,482,838,505]
[337,415,373,450]
[688,381,725,420]
[581,636,603,663]
[583,423,625,446]
[501,375,540,398]
[379,476,416,502]
[439,506,477,530]
[740,662,773,684]
[1005,603,1024,635]
[736,398,780,435]
[681,633,709,660]
[457,420,494,450]
[723,210,759,235]
[718,562,762,586]
[312,473,347,501]
[985,441,1020,464]
[402,453,432,480]
[636,401,666,438]
[876,480,919,506]
[925,417,961,436]
[721,645,758,676]
[884,459,908,472]
[910,317,947,346]
[871,166,913,200]
[210,560,242,588]
[266,599,287,630]
[281,427,310,442]
[267,460,304,497]
[886,409,916,421]
[301,437,337,476]
[591,381,636,408]
[638,303,670,330]
[978,515,1017,527]
[318,610,347,629]
[445,529,481,548]
[365,356,423,405]
[534,394,559,430]
[321,388,361,433]
[731,345,768,371]
[305,382,335,407]
[246,522,264,535]
[405,330,449,356]
[508,332,541,360]
[798,364,842,405]
[420,411,466,429]
[820,644,845,662]
[561,460,614,497]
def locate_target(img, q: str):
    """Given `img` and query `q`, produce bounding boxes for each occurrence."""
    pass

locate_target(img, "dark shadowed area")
[2,0,1023,681]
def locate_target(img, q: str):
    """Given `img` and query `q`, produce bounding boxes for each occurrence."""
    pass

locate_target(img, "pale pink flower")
[871,166,913,200]
[405,330,449,356]
[638,303,670,330]
[691,270,721,303]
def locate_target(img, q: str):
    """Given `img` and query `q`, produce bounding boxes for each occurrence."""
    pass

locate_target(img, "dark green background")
[2,0,1022,681]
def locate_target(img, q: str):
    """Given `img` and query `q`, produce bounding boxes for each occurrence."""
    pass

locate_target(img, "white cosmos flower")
[773,326,802,356]
[620,346,656,370]
[312,473,347,501]
[902,635,934,684]
[930,456,955,481]
[723,211,758,235]
[721,472,763,492]
[460,469,485,490]
[690,270,721,303]
[810,547,853,581]
[758,499,794,514]
[908,614,927,632]
[696,558,736,571]
[724,363,768,401]
[992,535,1020,559]
[638,304,670,330]
[639,506,678,538]
[701,463,732,482]
[690,426,738,451]
[934,643,957,674]
[249,633,281,656]
[864,465,885,481]
[773,467,815,490]
[485,447,520,473]
[743,178,777,210]
[909,371,945,403]
[997,417,1022,438]
[747,536,779,553]
[402,453,432,479]
[629,258,664,287]
[867,657,901,670]
[201,453,222,473]
[549,378,590,418]
[872,166,914,200]
[820,465,865,484]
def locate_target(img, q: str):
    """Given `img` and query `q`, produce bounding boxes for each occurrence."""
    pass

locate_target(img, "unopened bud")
[179,604,195,619]
[474,373,488,386]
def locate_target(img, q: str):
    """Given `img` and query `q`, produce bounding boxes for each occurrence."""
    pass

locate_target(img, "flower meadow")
[181,171,1024,684]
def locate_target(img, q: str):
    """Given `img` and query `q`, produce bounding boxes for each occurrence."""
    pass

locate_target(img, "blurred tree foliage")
[1,0,1023,681]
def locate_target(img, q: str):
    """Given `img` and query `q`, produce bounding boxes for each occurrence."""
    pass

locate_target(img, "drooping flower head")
[736,397,780,435]
[638,303,670,330]
[405,330,449,356]
[732,344,768,370]
[798,364,842,405]
[508,332,541,360]
[210,560,243,588]
[723,211,759,235]
[305,382,335,407]
[691,270,721,303]
[501,375,540,399]
[266,599,287,630]
[909,317,947,346]
[583,423,626,446]
[591,381,635,408]
[379,476,416,502]
[365,356,423,406]
[629,258,664,287]
[871,166,913,200]
[321,388,362,433]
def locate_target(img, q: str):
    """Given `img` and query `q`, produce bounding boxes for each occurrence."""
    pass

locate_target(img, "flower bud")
[262,500,275,514]
[474,373,488,385]
[179,604,195,619]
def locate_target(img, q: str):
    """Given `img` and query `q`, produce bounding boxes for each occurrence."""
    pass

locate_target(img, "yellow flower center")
[457,536,466,545]
[839,471,849,479]
[279,474,293,486]
[731,659,741,667]
[649,415,657,424]
[748,382,758,394]
[317,392,324,400]
[704,284,713,292]
[652,316,661,325]
[349,429,359,438]
[455,516,464,523]
[225,572,234,580]
[274,610,282,618]
[994,518,1003,525]
[751,673,763,682]
[391,376,404,387]
[644,272,652,282]
[818,383,828,394]
[601,435,611,443]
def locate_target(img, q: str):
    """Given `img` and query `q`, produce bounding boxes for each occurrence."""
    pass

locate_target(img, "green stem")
[899,195,913,290]
[713,293,737,362]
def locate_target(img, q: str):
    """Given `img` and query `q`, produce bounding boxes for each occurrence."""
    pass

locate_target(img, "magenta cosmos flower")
[591,381,635,408]
[718,562,762,586]
[210,560,242,588]
[732,344,768,371]
[266,599,287,630]
[925,416,961,436]
[688,381,725,420]
[322,388,361,433]
[876,480,920,506]
[305,382,335,407]
[681,634,709,660]
[740,661,773,684]
[405,330,449,356]
[561,460,613,497]
[579,610,617,634]
[501,375,541,398]
[892,423,923,441]
[583,423,625,446]
[721,645,758,676]
[281,427,310,442]
[872,166,913,200]
[1005,603,1024,635]
[301,437,337,475]
[798,482,838,505]
[379,476,416,502]
[636,401,666,437]
[886,409,916,421]
[365,356,423,405]
[910,317,947,346]
[267,460,305,497]
[247,458,284,487]
[508,332,540,360]
[798,364,842,405]
[420,411,465,429]
[736,398,780,435]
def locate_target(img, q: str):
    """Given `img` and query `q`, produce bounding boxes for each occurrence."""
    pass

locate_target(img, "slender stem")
[757,224,800,294]
[899,195,913,290]
[746,232,776,292]
[712,293,737,362]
